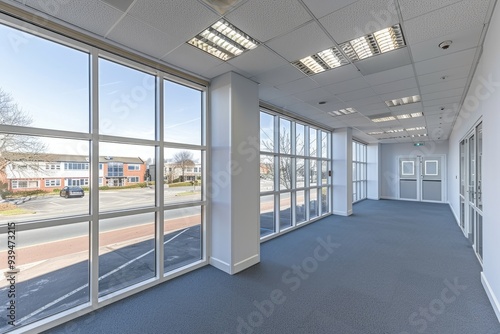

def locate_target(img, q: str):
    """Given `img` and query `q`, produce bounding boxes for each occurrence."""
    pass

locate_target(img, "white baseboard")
[482,272,500,324]
[333,210,352,216]
[448,202,460,225]
[209,257,231,274]
[210,254,260,275]
[233,254,260,274]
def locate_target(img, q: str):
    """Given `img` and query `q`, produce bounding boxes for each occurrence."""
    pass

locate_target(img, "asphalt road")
[0,226,201,331]
[0,186,201,225]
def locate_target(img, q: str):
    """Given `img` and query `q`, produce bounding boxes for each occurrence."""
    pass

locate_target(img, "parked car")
[60,186,85,198]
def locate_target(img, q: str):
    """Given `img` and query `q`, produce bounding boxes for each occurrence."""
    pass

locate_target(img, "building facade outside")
[0,153,146,192]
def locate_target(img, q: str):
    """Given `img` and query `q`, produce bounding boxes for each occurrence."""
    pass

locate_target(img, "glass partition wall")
[0,18,206,332]
[259,110,332,239]
[352,141,367,202]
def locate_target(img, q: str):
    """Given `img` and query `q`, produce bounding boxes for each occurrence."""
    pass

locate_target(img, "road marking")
[14,228,190,326]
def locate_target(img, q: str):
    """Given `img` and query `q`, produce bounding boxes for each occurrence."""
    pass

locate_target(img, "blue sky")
[0,23,202,162]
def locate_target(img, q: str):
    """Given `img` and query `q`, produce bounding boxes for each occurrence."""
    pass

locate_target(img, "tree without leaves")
[0,88,48,198]
[172,151,195,182]
[261,128,306,190]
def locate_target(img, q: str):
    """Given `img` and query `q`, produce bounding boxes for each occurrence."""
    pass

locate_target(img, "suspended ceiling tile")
[417,65,472,86]
[423,96,461,107]
[286,102,325,115]
[398,0,463,21]
[349,99,386,109]
[127,0,219,42]
[315,99,349,112]
[107,14,181,59]
[252,65,305,86]
[228,46,288,76]
[198,62,250,79]
[319,0,399,43]
[356,107,391,117]
[420,78,467,95]
[372,77,418,95]
[355,48,413,76]
[387,102,424,113]
[409,26,484,62]
[258,83,291,102]
[292,88,333,103]
[266,22,334,62]
[336,87,379,102]
[363,65,415,86]
[162,43,224,75]
[403,0,490,45]
[422,88,464,102]
[414,48,477,76]
[324,77,369,95]
[22,0,124,36]
[379,88,420,102]
[301,0,359,19]
[276,76,320,95]
[100,0,135,12]
[225,0,312,42]
[267,95,303,108]
[312,65,362,85]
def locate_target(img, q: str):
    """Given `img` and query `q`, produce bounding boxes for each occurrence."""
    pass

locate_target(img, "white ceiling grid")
[9,0,498,143]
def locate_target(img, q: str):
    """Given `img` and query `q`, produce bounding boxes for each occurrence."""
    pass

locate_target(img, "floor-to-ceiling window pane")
[99,58,155,140]
[352,141,367,202]
[164,206,202,273]
[296,190,306,224]
[279,192,292,230]
[259,111,332,239]
[99,213,156,296]
[260,195,275,237]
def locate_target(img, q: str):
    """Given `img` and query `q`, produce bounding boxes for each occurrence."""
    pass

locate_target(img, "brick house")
[0,153,146,192]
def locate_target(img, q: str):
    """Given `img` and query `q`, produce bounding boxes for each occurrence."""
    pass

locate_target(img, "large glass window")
[0,19,206,332]
[352,141,367,202]
[259,110,332,239]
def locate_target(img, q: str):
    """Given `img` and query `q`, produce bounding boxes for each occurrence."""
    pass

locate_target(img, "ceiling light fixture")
[405,127,426,132]
[372,116,396,123]
[396,112,424,119]
[292,47,349,75]
[368,131,384,135]
[328,107,357,117]
[385,95,421,107]
[339,24,406,62]
[187,19,259,61]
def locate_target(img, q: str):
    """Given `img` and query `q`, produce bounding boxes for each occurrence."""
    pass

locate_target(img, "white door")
[399,156,444,202]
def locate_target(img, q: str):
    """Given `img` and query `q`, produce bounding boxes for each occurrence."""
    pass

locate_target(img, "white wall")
[448,2,500,321]
[380,141,449,199]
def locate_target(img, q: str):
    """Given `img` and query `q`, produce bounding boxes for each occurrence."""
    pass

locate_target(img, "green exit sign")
[414,142,425,147]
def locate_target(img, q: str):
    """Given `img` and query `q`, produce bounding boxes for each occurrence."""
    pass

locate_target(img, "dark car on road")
[60,186,85,198]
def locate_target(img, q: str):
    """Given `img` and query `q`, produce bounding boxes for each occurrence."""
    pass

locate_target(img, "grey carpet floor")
[47,200,500,334]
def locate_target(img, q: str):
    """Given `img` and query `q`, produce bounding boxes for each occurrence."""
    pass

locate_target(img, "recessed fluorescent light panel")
[385,95,421,107]
[396,112,424,119]
[371,116,396,123]
[188,19,259,61]
[405,127,426,132]
[339,24,406,62]
[328,107,357,117]
[292,47,349,75]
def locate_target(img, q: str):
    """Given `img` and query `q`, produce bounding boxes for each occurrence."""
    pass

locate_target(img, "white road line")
[14,228,190,326]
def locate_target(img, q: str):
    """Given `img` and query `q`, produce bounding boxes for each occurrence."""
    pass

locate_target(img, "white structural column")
[332,128,353,216]
[209,72,260,275]
[367,143,381,200]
